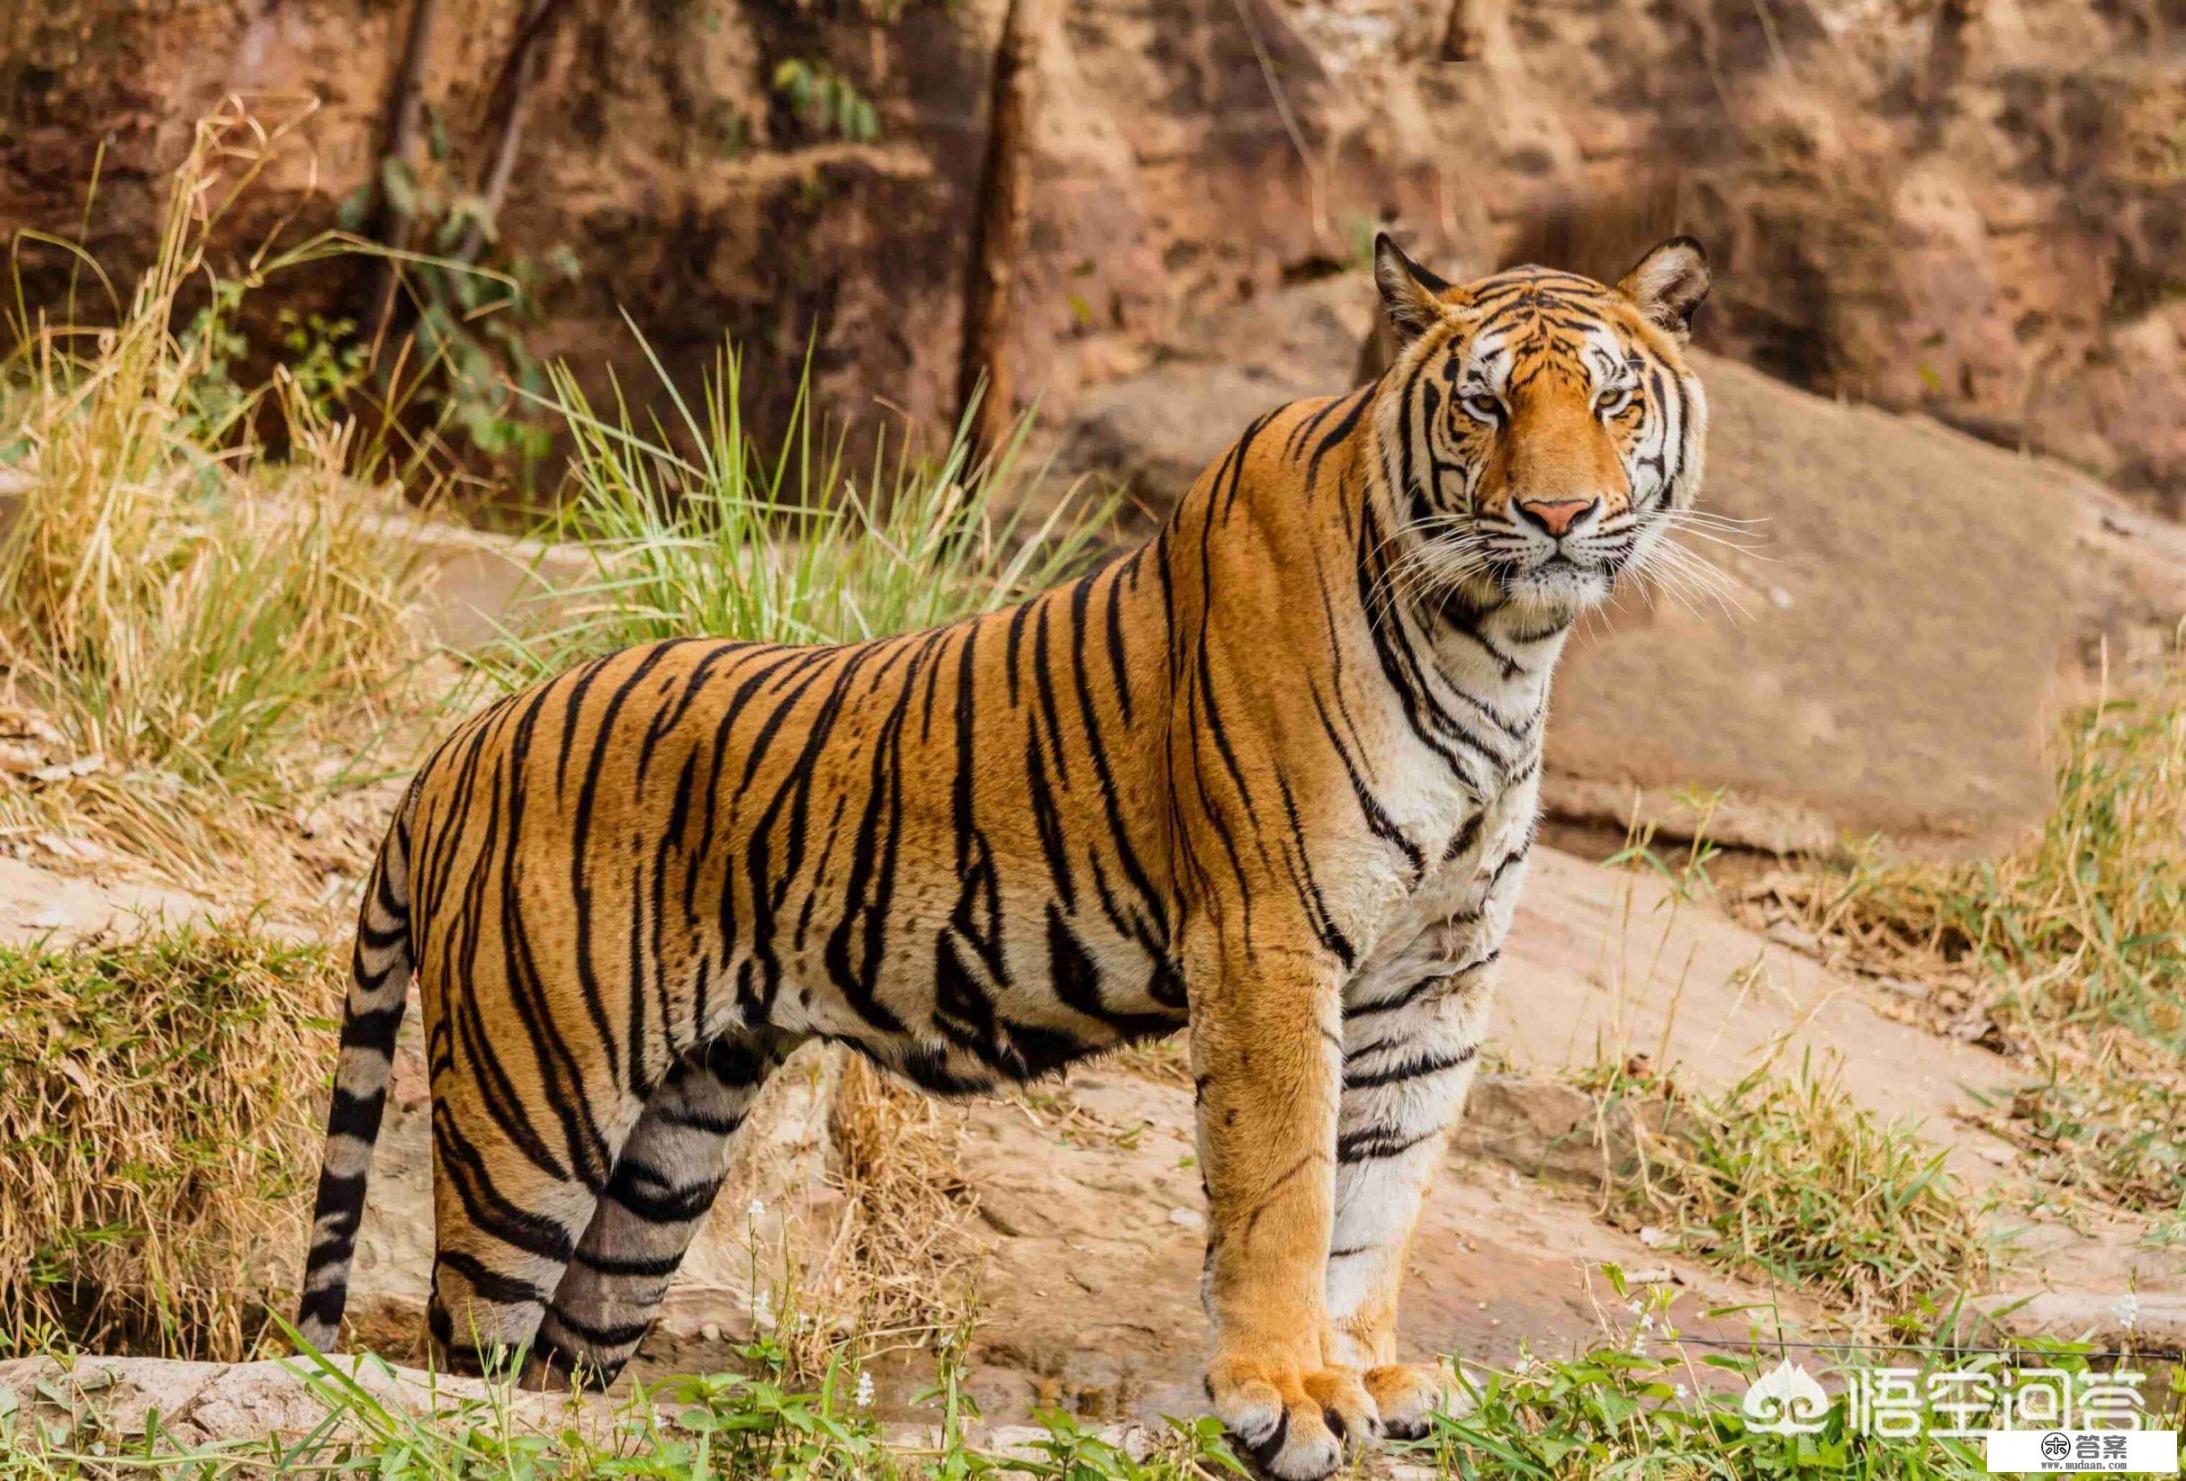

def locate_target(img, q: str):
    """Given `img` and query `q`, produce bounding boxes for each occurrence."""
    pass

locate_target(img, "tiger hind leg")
[425,1091,614,1380]
[528,1034,788,1389]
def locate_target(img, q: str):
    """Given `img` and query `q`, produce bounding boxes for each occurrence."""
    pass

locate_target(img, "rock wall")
[4,1,2179,510]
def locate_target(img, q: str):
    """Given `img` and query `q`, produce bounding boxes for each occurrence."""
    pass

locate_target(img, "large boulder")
[1546,353,2072,852]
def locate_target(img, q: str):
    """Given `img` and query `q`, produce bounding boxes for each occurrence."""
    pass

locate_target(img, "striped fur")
[297,237,1709,1478]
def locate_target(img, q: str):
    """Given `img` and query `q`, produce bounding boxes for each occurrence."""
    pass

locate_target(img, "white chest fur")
[1342,764,1539,1007]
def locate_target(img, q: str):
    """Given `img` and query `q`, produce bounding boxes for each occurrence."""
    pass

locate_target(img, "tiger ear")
[1617,236,1710,341]
[1373,233,1453,344]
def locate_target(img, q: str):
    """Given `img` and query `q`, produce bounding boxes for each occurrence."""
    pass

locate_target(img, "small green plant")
[340,161,562,474]
[772,58,881,143]
[1602,785,1727,906]
[1342,215,1382,271]
[1410,1336,2178,1480]
[1015,1410,1249,1479]
[274,307,372,423]
[1593,785,1741,1070]
[1969,1066,2182,1213]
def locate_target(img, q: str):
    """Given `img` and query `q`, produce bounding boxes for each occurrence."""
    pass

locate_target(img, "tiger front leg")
[1188,937,1374,1480]
[1324,960,1497,1438]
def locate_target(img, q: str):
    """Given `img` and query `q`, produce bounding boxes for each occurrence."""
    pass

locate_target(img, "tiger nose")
[1514,497,1600,538]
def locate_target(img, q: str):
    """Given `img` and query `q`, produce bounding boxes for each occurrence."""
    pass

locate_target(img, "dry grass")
[1583,802,1998,1315]
[1103,1032,1194,1088]
[1591,1056,1993,1317]
[0,103,432,882]
[1743,661,2186,1213]
[0,920,338,1359]
[769,1054,981,1377]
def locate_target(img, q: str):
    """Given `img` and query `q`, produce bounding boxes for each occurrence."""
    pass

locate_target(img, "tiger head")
[1369,234,1710,615]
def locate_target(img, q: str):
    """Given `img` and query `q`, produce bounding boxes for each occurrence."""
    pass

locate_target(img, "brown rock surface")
[1546,354,2076,851]
[1052,275,2149,850]
[0,855,211,941]
[0,1353,599,1451]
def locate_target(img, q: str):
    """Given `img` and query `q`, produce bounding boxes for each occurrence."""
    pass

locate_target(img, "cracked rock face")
[5,0,2177,511]
[0,1353,601,1450]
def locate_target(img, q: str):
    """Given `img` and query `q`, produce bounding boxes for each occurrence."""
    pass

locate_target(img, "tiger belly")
[760,894,1190,1095]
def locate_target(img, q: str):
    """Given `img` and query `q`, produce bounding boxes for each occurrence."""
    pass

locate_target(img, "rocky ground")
[3,806,2175,1453]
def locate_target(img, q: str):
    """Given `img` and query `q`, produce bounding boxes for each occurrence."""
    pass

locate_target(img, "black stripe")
[1344,1042,1478,1090]
[602,1157,722,1225]
[438,1248,549,1308]
[1307,384,1374,490]
[1336,1124,1442,1162]
[544,1307,653,1350]
[324,1086,386,1140]
[296,1284,346,1331]
[1346,950,1495,1018]
[305,1167,368,1237]
[432,1108,580,1262]
[338,1004,403,1053]
[574,1247,685,1279]
[1311,689,1423,881]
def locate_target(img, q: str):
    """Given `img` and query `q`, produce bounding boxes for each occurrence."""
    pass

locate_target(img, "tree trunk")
[956,0,1053,462]
[362,0,441,345]
[454,0,577,265]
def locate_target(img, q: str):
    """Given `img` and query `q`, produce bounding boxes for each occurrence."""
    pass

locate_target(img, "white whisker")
[1629,537,1750,621]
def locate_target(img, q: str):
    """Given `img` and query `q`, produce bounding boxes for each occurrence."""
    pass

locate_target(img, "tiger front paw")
[1364,1360,1459,1442]
[1208,1345,1379,1480]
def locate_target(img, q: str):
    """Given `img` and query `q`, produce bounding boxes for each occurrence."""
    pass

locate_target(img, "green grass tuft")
[0,922,340,1361]
[1413,1337,2179,1480]
[478,332,1117,685]
[1591,1057,1993,1315]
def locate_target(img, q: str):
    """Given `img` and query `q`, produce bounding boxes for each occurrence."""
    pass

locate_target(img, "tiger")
[296,233,1709,1479]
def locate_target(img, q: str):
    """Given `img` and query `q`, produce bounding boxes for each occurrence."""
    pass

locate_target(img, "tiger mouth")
[1481,549,1626,607]
[1486,549,1603,581]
